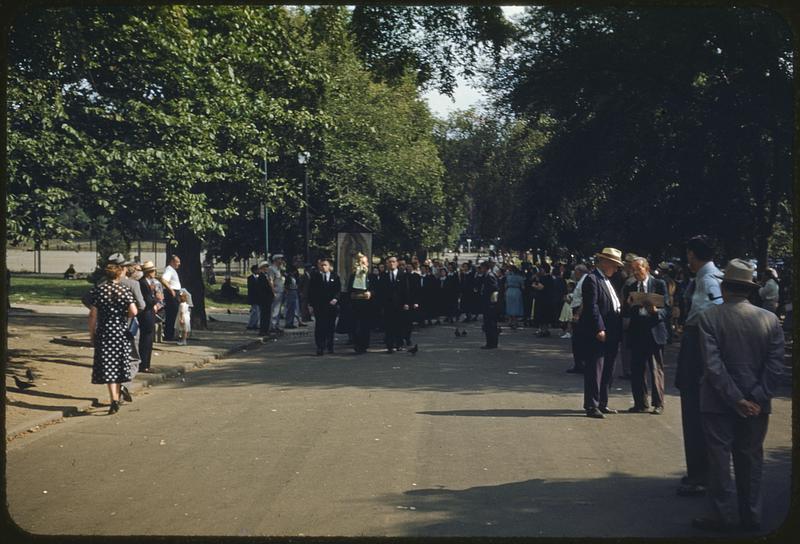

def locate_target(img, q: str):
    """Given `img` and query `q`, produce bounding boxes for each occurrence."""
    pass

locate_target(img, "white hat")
[258,261,270,268]
[271,253,284,262]
[715,258,759,287]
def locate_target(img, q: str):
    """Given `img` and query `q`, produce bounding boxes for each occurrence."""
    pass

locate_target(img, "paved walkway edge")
[5,337,267,442]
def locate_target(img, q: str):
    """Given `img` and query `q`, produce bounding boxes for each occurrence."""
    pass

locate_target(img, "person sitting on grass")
[64,264,76,279]
[220,276,239,301]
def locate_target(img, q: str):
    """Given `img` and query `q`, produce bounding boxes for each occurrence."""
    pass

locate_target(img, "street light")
[297,151,311,264]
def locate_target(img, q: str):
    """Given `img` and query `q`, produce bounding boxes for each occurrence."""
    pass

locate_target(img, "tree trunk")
[171,226,208,330]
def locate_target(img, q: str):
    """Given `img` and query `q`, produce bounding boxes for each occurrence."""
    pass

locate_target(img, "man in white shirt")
[160,255,182,341]
[566,264,589,374]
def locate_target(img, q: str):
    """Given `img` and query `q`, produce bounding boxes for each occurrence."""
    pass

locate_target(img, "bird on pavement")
[13,375,36,390]
[454,329,461,337]
[25,368,36,381]
[461,329,467,336]
[408,344,419,355]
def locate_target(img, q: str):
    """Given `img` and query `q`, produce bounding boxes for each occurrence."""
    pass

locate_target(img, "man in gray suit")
[691,259,784,532]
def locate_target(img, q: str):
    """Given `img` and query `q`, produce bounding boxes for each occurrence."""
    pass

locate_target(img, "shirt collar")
[696,261,720,279]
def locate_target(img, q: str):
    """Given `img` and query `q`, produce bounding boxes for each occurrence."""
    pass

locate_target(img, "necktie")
[638,282,644,293]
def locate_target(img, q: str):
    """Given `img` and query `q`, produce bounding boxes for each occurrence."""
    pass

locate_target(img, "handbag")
[128,317,139,338]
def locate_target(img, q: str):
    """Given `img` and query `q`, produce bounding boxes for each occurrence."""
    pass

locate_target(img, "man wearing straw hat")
[576,247,624,419]
[690,259,784,532]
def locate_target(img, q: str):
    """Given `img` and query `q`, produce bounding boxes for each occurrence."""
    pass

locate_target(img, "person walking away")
[246,265,260,330]
[479,261,500,349]
[676,235,723,496]
[349,253,374,354]
[504,265,524,330]
[691,259,784,532]
[622,257,671,414]
[298,264,312,325]
[138,261,159,373]
[256,261,274,336]
[267,254,286,333]
[160,255,182,341]
[577,248,624,418]
[758,268,779,315]
[566,264,590,373]
[175,291,191,345]
[284,266,301,328]
[88,255,138,414]
[308,258,340,355]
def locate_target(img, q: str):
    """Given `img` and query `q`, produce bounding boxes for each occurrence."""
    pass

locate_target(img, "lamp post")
[297,151,311,264]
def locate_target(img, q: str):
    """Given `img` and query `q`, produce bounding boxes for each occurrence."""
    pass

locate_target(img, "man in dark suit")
[479,261,500,349]
[576,247,624,419]
[622,257,671,414]
[308,258,341,355]
[380,255,410,353]
[256,261,274,336]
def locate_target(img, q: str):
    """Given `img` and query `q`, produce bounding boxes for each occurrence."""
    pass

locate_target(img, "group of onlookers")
[83,253,192,414]
[566,236,784,533]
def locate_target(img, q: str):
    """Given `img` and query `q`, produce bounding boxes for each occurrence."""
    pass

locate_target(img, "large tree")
[488,7,793,266]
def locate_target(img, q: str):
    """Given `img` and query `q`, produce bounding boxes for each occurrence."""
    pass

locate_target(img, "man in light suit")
[622,257,671,414]
[308,258,341,355]
[691,259,784,532]
[576,247,624,419]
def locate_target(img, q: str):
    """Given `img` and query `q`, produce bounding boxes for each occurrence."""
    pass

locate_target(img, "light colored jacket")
[698,298,784,414]
[121,276,146,310]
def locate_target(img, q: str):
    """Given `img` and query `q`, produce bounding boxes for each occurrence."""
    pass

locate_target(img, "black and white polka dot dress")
[90,282,135,384]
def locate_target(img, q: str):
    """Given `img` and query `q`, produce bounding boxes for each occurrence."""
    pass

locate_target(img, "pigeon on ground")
[13,375,36,390]
[455,329,462,337]
[25,368,36,381]
[461,330,467,336]
[408,344,419,355]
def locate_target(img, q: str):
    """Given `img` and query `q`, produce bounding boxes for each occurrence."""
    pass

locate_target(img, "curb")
[6,335,272,442]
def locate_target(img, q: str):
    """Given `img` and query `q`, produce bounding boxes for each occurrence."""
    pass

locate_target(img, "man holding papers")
[622,256,671,414]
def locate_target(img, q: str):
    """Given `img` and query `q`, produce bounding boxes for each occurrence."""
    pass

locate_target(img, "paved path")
[6,322,792,537]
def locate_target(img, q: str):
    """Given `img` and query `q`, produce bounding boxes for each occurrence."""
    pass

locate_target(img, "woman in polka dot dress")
[88,258,139,414]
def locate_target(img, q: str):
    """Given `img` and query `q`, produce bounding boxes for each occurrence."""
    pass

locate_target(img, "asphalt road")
[6,321,792,537]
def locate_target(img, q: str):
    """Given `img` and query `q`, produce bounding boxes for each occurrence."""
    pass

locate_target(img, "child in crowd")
[175,291,191,345]
[559,280,575,339]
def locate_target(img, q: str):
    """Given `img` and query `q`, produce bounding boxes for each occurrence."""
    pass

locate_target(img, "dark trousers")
[570,330,585,370]
[631,339,665,409]
[258,303,271,334]
[314,308,337,351]
[138,310,155,370]
[482,304,499,347]
[352,301,371,352]
[384,308,405,349]
[676,325,708,485]
[164,290,178,340]
[680,386,709,484]
[583,337,619,410]
[702,413,769,525]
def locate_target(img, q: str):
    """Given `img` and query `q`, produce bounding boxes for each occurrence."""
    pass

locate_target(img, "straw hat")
[715,259,759,287]
[141,260,157,273]
[594,247,624,267]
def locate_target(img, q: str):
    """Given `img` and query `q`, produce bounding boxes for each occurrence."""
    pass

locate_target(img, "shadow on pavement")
[417,409,588,418]
[370,463,793,538]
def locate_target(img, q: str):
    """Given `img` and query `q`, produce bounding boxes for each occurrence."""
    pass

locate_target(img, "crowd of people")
[84,235,786,533]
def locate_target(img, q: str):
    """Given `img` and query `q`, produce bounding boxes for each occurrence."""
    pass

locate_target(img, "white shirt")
[571,274,587,309]
[268,265,285,292]
[636,274,649,316]
[161,265,181,290]
[599,273,621,313]
[686,261,723,325]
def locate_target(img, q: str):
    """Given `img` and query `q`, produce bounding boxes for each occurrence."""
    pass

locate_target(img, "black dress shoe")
[108,401,120,415]
[316,350,324,356]
[677,483,707,497]
[599,407,617,414]
[480,345,497,349]
[386,348,395,354]
[566,367,583,374]
[586,408,604,419]
[627,406,648,413]
[691,517,736,532]
[120,385,133,403]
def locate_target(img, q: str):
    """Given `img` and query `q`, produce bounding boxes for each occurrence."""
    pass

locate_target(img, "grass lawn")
[9,275,251,310]
[9,276,91,305]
